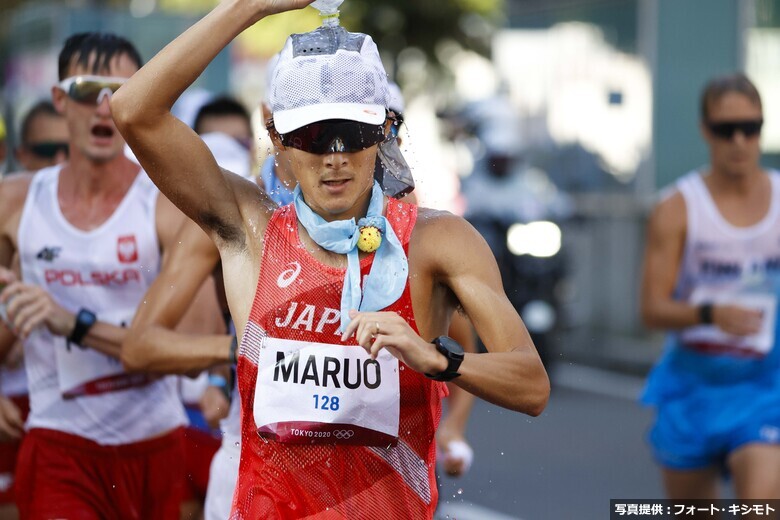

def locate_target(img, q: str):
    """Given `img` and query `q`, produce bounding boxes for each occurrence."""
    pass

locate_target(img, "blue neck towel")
[293,181,408,331]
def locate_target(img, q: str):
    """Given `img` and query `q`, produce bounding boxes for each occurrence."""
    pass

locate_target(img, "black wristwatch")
[424,336,464,382]
[68,308,97,346]
[698,303,714,325]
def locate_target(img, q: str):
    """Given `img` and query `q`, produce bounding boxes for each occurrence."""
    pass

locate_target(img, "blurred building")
[487,0,779,372]
[4,0,780,374]
[0,2,230,162]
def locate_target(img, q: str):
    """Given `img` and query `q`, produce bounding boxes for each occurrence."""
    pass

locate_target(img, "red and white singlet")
[232,198,445,519]
[17,165,186,445]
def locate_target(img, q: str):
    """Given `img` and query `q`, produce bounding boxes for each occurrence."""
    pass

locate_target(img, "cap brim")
[273,102,386,134]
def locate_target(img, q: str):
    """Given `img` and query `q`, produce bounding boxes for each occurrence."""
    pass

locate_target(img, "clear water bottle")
[311,0,344,26]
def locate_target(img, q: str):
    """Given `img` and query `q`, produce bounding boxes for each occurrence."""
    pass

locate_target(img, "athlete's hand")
[245,0,316,19]
[200,385,230,429]
[436,419,473,477]
[3,341,24,370]
[2,282,75,340]
[341,310,448,376]
[0,268,20,333]
[0,267,16,287]
[0,396,24,442]
[713,304,763,336]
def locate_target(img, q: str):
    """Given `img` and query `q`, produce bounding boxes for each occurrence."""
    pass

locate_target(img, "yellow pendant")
[357,225,382,253]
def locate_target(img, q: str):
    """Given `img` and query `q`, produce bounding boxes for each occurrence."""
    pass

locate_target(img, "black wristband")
[698,303,714,325]
[68,308,97,346]
[228,335,238,365]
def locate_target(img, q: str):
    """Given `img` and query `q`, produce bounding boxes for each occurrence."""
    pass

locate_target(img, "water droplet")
[457,488,463,495]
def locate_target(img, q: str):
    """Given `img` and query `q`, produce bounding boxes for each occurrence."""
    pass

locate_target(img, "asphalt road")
[436,365,665,519]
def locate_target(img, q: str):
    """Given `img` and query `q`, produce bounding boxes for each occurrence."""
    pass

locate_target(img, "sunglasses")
[707,119,763,140]
[57,75,127,105]
[269,119,387,154]
[27,142,69,159]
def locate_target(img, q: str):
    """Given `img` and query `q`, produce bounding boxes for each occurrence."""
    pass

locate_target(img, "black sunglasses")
[27,142,69,159]
[707,119,763,140]
[269,119,387,154]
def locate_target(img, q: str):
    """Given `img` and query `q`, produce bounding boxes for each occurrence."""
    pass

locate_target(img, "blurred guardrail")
[555,192,664,375]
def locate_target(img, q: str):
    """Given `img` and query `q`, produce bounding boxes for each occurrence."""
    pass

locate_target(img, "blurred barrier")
[555,192,663,375]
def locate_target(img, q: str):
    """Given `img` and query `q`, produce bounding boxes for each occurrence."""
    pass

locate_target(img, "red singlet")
[232,199,444,519]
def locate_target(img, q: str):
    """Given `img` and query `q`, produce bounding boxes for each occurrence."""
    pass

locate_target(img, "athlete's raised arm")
[111,0,313,243]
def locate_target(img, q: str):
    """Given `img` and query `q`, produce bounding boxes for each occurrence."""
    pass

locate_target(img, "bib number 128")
[313,394,340,411]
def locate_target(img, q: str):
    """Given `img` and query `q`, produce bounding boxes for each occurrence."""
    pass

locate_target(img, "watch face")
[79,310,97,327]
[436,336,464,356]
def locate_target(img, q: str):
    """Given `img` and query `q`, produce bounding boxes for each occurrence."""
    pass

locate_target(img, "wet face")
[16,113,69,170]
[284,145,378,222]
[702,92,763,177]
[52,53,138,164]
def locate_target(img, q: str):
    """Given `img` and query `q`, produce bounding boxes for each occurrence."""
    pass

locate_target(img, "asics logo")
[277,262,302,288]
[333,429,355,440]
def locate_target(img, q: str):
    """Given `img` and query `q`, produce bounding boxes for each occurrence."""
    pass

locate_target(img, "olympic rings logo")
[333,429,355,440]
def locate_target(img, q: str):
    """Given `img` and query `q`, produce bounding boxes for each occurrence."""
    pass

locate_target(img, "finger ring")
[375,321,380,335]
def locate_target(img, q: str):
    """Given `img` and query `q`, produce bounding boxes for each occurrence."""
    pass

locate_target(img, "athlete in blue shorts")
[640,73,780,499]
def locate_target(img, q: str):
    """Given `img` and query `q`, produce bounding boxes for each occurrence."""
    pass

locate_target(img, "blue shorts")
[646,377,780,470]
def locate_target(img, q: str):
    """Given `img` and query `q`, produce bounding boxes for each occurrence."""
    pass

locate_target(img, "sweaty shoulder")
[0,172,34,220]
[410,207,488,271]
[649,188,687,239]
[0,172,34,265]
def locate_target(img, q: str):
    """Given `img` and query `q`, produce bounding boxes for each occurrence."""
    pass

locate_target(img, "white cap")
[387,82,404,116]
[269,26,389,134]
[264,53,281,104]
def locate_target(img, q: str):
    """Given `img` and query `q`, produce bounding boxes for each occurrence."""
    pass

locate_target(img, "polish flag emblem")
[117,235,138,263]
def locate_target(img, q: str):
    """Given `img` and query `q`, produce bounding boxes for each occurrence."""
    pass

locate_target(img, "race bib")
[682,287,777,355]
[54,310,152,398]
[254,336,400,446]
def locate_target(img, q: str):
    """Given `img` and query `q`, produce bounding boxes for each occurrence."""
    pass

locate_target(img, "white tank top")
[674,169,780,356]
[0,365,27,397]
[221,378,240,445]
[17,165,186,445]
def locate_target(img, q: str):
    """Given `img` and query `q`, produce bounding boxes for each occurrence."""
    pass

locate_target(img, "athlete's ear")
[51,85,68,115]
[700,119,716,147]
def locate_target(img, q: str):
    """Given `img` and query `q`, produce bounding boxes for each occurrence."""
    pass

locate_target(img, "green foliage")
[345,0,503,62]
[156,0,503,62]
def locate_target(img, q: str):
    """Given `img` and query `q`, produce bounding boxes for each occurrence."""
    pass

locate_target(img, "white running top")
[17,165,186,445]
